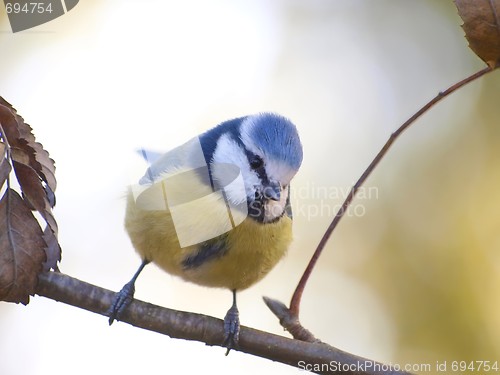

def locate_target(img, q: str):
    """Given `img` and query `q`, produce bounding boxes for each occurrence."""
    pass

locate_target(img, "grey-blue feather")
[244,113,303,170]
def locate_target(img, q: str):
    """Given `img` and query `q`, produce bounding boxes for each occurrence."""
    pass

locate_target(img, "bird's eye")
[249,156,263,170]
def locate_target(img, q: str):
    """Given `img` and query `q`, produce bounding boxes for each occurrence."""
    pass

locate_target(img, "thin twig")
[289,65,495,317]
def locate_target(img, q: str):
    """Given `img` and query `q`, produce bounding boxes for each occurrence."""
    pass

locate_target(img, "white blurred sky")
[0,1,486,374]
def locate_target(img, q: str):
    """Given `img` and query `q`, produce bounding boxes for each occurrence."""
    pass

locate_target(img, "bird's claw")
[223,304,240,355]
[108,281,135,325]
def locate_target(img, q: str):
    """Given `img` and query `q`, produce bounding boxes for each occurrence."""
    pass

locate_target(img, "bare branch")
[263,296,319,343]
[35,271,413,375]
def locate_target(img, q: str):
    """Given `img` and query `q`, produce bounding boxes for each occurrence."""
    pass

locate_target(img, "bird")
[108,112,303,353]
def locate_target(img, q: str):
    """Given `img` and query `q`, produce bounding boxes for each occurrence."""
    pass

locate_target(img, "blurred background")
[1,1,499,374]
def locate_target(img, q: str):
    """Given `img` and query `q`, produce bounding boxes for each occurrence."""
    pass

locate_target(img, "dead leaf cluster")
[0,97,60,305]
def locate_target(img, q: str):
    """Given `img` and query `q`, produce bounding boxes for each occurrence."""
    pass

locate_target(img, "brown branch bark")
[35,271,413,375]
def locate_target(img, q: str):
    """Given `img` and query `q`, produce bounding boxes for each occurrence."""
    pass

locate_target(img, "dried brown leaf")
[0,99,57,192]
[41,212,60,271]
[0,97,60,271]
[10,162,61,269]
[43,183,56,208]
[43,225,61,272]
[17,121,36,143]
[0,97,13,108]
[455,0,500,68]
[0,189,46,304]
[42,208,58,237]
[0,105,21,144]
[0,142,11,190]
[12,161,49,214]
[34,142,57,193]
[10,146,31,165]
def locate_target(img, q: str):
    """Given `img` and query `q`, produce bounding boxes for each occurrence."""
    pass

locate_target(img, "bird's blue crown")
[200,112,303,169]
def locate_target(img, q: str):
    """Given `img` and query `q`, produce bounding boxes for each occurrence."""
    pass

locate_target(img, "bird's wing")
[181,236,228,269]
[139,137,209,185]
[137,148,163,164]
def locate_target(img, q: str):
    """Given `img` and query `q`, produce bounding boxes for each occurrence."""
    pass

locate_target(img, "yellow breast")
[124,185,292,291]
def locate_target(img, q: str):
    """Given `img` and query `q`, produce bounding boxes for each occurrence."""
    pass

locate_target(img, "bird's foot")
[223,304,240,355]
[107,281,136,325]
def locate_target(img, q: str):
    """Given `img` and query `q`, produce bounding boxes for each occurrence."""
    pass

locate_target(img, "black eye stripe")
[244,149,269,184]
[249,155,263,169]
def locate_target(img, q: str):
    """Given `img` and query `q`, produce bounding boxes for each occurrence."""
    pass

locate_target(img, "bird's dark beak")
[263,181,281,201]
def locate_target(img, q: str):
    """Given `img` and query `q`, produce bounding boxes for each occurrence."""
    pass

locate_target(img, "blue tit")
[108,112,303,352]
